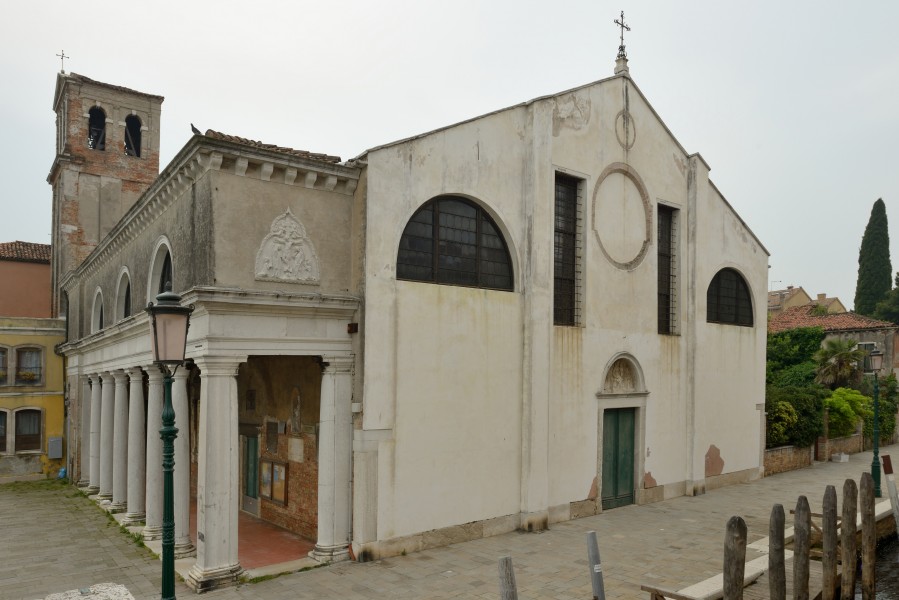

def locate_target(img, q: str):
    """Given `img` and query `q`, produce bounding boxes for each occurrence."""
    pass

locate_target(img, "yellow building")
[0,242,66,482]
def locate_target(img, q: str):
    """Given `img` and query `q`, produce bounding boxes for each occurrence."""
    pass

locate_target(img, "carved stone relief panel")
[604,358,637,394]
[254,208,320,284]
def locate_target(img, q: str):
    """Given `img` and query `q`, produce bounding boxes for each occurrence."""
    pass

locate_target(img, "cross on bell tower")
[613,11,631,75]
[56,50,69,73]
[615,11,630,59]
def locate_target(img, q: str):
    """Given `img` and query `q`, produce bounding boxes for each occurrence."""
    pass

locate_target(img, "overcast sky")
[2,1,897,310]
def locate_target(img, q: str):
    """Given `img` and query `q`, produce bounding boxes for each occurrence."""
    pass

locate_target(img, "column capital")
[112,369,129,384]
[192,355,246,377]
[172,367,190,382]
[89,373,103,385]
[321,354,354,374]
[146,365,165,383]
[126,367,144,381]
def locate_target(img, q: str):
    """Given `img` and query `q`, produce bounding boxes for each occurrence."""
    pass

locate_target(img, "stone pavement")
[2,445,896,600]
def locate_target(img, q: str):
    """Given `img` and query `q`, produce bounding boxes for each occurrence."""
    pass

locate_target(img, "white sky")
[2,1,898,310]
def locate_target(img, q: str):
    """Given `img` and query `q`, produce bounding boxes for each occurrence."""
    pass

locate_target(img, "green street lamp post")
[866,349,884,498]
[146,285,193,600]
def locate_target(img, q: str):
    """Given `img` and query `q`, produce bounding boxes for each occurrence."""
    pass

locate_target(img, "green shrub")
[766,400,798,447]
[765,385,826,448]
[770,361,817,388]
[825,387,870,438]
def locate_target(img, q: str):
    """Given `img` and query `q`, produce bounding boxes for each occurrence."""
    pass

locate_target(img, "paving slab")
[1,446,897,599]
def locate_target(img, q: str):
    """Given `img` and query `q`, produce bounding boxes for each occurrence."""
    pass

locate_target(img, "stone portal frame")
[146,236,174,303]
[595,353,649,507]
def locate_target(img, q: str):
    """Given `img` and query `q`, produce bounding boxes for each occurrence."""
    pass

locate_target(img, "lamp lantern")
[146,285,193,365]
[869,349,884,373]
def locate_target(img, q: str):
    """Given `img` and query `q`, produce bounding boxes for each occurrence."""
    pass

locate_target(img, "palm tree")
[814,338,867,389]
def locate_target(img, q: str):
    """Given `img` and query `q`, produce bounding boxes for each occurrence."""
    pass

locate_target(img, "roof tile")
[0,241,51,263]
[203,129,341,164]
[768,305,895,334]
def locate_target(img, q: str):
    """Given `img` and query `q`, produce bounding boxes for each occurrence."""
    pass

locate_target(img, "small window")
[124,115,142,157]
[554,173,582,326]
[15,409,41,452]
[15,348,42,385]
[92,290,105,333]
[116,272,132,321]
[88,107,106,151]
[0,411,6,453]
[707,268,753,326]
[0,348,7,385]
[396,196,513,291]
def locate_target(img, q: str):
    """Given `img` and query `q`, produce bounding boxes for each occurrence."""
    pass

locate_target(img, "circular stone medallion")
[592,163,651,270]
[615,110,636,150]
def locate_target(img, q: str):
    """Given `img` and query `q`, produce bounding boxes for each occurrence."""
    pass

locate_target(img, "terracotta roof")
[203,129,341,164]
[0,241,51,263]
[67,72,164,101]
[768,305,895,334]
[768,287,803,309]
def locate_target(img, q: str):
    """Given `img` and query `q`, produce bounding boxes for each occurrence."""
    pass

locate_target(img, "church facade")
[55,54,767,590]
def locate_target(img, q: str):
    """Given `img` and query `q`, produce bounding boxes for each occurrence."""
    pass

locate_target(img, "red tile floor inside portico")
[188,497,315,569]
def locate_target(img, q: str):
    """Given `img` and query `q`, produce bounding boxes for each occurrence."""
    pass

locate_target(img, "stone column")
[77,375,92,487]
[311,356,354,563]
[111,370,130,512]
[144,368,164,540]
[123,368,146,524]
[87,374,102,494]
[186,356,245,592]
[98,372,116,499]
[173,367,195,557]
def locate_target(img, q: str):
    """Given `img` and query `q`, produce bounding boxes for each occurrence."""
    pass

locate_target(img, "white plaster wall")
[389,283,522,537]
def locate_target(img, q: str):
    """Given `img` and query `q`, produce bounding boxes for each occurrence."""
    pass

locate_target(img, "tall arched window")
[124,115,141,157]
[397,196,513,291]
[707,268,753,326]
[116,271,132,320]
[158,253,172,295]
[88,107,106,151]
[91,289,105,333]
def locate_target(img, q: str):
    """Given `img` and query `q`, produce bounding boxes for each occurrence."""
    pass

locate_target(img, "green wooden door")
[601,408,635,510]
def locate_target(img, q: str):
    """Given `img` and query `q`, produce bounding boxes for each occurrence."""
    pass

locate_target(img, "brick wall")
[259,429,318,540]
[764,445,812,476]
[829,433,863,456]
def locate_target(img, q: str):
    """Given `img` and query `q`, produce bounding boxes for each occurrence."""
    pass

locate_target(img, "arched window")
[124,115,141,157]
[88,107,106,151]
[707,268,753,326]
[91,289,105,333]
[397,196,513,291]
[158,252,172,295]
[15,409,41,452]
[116,271,132,320]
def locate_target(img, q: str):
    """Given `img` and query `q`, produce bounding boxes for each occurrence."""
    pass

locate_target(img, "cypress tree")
[854,198,892,316]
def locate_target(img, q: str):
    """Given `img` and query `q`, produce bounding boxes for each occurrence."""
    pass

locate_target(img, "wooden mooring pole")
[840,478,858,600]
[768,504,786,600]
[498,556,518,600]
[821,485,837,600]
[723,516,747,600]
[794,495,811,600]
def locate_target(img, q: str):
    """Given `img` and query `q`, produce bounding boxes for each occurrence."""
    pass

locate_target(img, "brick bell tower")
[48,71,164,316]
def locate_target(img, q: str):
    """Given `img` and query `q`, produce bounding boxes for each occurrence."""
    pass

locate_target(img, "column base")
[96,492,112,500]
[108,501,126,514]
[84,485,99,495]
[174,539,196,559]
[310,543,350,564]
[142,525,162,541]
[76,478,90,488]
[185,563,243,593]
[121,512,145,526]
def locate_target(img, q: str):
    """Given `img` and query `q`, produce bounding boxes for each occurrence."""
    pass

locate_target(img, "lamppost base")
[185,563,243,593]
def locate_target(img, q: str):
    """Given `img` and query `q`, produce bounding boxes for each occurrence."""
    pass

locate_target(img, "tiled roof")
[203,129,341,164]
[0,241,51,263]
[768,287,803,309]
[768,305,895,334]
[68,72,164,101]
